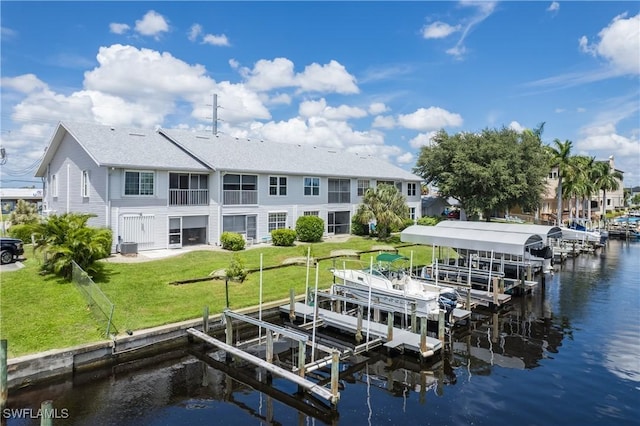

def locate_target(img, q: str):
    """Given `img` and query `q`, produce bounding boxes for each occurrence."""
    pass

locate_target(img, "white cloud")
[445,1,497,59]
[409,131,438,149]
[202,34,230,46]
[396,152,414,164]
[368,102,389,115]
[422,21,461,39]
[299,98,367,120]
[397,107,463,131]
[188,24,202,42]
[547,2,560,13]
[1,26,17,39]
[580,13,640,75]
[509,121,526,133]
[555,108,566,113]
[372,115,396,129]
[109,23,130,35]
[135,10,169,39]
[242,58,296,91]
[577,107,587,113]
[241,58,359,95]
[1,74,47,93]
[268,93,291,105]
[296,60,359,94]
[228,59,240,69]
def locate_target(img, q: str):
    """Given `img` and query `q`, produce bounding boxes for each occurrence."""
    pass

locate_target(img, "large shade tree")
[413,126,549,220]
[355,184,408,239]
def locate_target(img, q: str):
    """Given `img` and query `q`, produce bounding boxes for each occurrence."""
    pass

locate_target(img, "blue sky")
[1,1,639,187]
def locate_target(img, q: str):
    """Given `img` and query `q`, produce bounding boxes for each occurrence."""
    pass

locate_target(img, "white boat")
[331,266,458,321]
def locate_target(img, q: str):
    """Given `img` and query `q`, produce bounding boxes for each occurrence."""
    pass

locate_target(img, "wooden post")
[438,309,445,344]
[266,330,274,363]
[330,350,340,405]
[0,339,6,410]
[355,306,363,343]
[527,265,533,282]
[492,312,499,343]
[387,313,394,342]
[203,306,209,333]
[492,277,499,306]
[373,307,380,323]
[420,316,427,355]
[297,341,306,377]
[289,289,296,321]
[411,302,417,333]
[40,400,53,426]
[225,312,233,346]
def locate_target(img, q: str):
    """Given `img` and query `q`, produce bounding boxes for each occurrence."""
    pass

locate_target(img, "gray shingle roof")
[53,121,209,171]
[160,128,421,180]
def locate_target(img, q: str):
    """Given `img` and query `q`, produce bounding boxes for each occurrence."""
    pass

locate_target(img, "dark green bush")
[391,218,416,232]
[220,232,245,251]
[7,224,34,243]
[351,215,369,236]
[295,215,324,242]
[271,228,296,246]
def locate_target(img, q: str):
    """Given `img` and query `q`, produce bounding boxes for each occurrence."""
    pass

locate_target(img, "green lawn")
[0,237,437,358]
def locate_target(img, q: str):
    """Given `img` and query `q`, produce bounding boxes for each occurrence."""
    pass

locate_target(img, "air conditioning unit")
[120,242,138,255]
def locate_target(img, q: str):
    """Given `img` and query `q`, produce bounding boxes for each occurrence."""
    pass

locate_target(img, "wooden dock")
[280,302,443,357]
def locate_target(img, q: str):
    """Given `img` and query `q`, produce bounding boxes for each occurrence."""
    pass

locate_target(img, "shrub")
[9,200,39,226]
[417,216,441,226]
[296,215,324,242]
[220,232,245,251]
[271,228,296,246]
[351,215,369,236]
[391,218,416,232]
[7,223,34,242]
[226,254,247,282]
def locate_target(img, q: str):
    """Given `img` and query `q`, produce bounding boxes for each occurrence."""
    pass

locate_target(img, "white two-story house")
[35,121,423,253]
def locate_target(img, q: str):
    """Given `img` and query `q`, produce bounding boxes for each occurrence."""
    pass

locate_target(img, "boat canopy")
[400,225,543,256]
[435,221,562,241]
[376,253,408,263]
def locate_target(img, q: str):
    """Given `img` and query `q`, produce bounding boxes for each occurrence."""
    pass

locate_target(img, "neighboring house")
[421,196,450,217]
[540,156,624,223]
[35,121,423,252]
[0,188,43,215]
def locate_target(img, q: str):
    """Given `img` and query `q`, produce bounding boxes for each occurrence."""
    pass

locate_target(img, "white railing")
[169,189,209,206]
[223,190,258,205]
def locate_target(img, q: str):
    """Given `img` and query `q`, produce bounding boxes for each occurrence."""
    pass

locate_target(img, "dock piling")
[330,350,340,405]
[387,314,394,342]
[411,302,417,333]
[40,400,53,426]
[266,330,274,363]
[420,317,427,354]
[203,306,209,333]
[355,306,363,343]
[438,309,445,343]
[289,289,296,321]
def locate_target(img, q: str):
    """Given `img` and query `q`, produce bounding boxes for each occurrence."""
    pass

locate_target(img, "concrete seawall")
[7,298,299,390]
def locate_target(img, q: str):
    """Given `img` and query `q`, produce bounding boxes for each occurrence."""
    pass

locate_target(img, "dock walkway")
[280,302,442,357]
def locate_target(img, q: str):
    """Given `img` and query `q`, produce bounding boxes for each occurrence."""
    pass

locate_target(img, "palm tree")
[356,184,409,239]
[30,213,113,279]
[593,160,623,220]
[547,139,573,225]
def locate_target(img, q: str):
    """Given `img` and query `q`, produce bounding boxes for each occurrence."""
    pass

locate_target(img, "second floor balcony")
[169,188,209,206]
[223,190,258,205]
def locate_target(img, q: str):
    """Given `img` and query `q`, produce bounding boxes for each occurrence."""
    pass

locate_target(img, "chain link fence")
[71,261,116,337]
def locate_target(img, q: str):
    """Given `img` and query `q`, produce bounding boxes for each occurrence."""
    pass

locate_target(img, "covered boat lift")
[434,221,562,242]
[400,225,543,296]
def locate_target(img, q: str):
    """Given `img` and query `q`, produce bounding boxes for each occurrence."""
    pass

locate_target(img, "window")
[51,174,58,197]
[304,211,319,216]
[409,207,416,221]
[357,179,370,196]
[269,176,287,196]
[328,179,351,203]
[81,170,90,198]
[407,183,417,197]
[223,174,258,204]
[169,173,208,205]
[125,171,154,196]
[304,177,320,196]
[268,212,287,232]
[223,215,257,240]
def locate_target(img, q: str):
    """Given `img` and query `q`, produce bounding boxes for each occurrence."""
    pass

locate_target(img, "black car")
[0,237,24,264]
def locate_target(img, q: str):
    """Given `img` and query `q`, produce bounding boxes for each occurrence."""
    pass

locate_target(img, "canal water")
[5,240,639,425]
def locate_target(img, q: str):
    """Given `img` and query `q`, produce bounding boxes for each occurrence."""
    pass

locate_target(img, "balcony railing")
[223,190,258,205]
[169,189,209,206]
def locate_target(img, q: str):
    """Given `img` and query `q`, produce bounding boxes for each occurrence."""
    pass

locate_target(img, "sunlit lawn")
[0,237,437,357]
